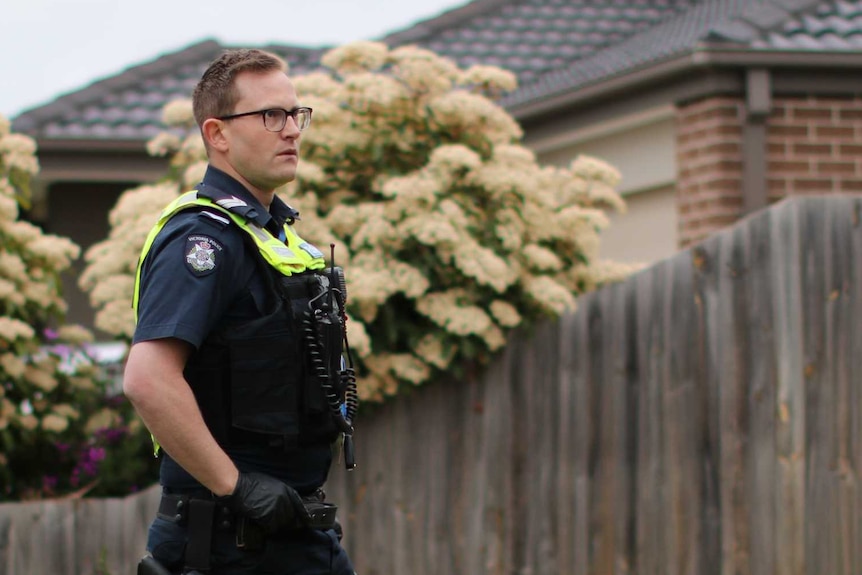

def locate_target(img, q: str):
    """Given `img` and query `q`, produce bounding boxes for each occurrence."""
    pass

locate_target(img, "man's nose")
[281,116,301,138]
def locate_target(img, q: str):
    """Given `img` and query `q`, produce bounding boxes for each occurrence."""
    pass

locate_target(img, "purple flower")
[86,446,106,463]
[104,427,127,443]
[54,442,70,454]
[43,328,59,340]
[94,426,127,443]
[51,344,72,359]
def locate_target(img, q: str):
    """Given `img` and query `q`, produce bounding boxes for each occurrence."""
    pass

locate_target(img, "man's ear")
[201,118,229,152]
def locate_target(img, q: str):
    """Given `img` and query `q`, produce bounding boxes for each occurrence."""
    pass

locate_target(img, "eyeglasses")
[217,107,313,132]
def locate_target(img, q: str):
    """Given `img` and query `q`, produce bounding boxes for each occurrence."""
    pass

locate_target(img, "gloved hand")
[218,472,311,533]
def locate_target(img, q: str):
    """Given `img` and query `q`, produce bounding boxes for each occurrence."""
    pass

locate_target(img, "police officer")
[124,49,355,574]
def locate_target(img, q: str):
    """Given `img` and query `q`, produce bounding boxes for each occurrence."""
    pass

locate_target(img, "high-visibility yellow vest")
[133,190,326,321]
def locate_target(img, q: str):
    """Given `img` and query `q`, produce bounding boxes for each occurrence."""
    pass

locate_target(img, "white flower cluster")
[0,114,92,347]
[80,181,180,337]
[458,64,518,96]
[570,156,626,213]
[161,99,195,127]
[321,41,389,76]
[430,90,523,145]
[293,72,344,99]
[414,333,455,369]
[0,317,34,342]
[55,324,94,344]
[390,46,461,98]
[0,133,39,175]
[343,73,411,117]
[146,132,181,157]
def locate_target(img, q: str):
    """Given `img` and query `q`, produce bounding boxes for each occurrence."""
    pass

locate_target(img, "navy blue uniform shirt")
[134,166,291,348]
[134,166,332,493]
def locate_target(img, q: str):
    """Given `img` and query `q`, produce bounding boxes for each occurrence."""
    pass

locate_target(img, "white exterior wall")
[596,185,677,264]
[530,107,679,265]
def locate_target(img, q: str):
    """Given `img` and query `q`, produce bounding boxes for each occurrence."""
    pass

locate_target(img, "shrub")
[0,115,158,500]
[80,42,636,403]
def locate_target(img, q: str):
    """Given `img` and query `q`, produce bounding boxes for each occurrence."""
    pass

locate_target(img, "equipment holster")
[235,500,339,551]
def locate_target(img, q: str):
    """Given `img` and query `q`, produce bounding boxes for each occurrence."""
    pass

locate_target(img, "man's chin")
[267,174,297,192]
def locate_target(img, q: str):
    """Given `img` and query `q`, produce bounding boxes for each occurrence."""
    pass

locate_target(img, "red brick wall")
[676,97,745,247]
[676,95,862,247]
[767,96,862,200]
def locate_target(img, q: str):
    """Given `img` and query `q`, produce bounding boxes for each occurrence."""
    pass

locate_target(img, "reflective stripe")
[216,197,248,209]
[201,211,230,225]
[273,246,296,258]
[248,225,270,243]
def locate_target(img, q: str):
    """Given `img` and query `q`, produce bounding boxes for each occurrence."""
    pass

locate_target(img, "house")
[12,0,862,333]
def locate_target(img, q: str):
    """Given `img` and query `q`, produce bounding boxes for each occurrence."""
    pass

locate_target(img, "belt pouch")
[305,501,338,529]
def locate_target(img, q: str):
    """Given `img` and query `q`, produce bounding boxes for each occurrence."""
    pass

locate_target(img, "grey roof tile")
[835,0,861,15]
[741,3,793,29]
[706,19,761,42]
[13,0,862,142]
[752,0,862,47]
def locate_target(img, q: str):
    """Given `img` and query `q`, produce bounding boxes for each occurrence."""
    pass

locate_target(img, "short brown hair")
[192,49,288,127]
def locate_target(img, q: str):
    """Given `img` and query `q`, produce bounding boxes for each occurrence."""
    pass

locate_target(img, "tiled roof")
[743,0,862,49]
[382,0,700,88]
[12,40,327,141]
[500,0,858,109]
[13,0,862,142]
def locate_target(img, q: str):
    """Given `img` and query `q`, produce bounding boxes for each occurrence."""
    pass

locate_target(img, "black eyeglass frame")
[216,107,313,132]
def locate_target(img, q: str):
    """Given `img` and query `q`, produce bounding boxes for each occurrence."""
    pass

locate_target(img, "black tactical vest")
[184,257,345,450]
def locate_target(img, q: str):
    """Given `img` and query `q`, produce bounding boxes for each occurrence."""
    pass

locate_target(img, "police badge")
[185,235,223,276]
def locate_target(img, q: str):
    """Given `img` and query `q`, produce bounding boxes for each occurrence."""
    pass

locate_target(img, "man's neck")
[208,161,274,210]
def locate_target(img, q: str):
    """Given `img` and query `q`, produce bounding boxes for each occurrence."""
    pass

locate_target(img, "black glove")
[218,472,311,533]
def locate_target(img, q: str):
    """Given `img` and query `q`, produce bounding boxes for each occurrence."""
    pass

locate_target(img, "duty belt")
[157,489,338,532]
[157,488,338,567]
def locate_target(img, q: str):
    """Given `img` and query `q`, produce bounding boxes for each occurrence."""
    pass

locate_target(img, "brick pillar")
[676,97,745,247]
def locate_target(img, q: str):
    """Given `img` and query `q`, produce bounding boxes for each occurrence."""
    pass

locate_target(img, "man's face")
[221,70,302,194]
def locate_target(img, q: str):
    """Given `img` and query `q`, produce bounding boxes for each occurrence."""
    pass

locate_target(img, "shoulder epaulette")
[196,183,260,222]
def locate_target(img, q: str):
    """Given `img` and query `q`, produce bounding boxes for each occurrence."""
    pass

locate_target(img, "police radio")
[301,245,358,470]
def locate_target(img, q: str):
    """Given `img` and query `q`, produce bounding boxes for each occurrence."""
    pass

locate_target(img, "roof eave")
[509,48,862,121]
[34,138,149,153]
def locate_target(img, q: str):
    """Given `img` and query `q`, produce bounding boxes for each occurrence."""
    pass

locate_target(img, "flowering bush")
[80,42,636,402]
[0,115,158,500]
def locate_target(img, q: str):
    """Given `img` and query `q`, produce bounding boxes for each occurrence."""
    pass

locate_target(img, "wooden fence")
[2,195,861,574]
[0,485,159,575]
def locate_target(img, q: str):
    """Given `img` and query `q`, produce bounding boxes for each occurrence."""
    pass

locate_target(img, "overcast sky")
[1,0,468,118]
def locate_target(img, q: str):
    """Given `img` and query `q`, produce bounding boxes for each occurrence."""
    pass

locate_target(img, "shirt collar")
[201,166,294,232]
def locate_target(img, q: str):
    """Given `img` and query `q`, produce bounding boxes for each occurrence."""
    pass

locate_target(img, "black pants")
[147,515,355,574]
